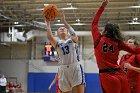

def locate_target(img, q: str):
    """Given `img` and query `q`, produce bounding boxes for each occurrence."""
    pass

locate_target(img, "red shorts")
[99,70,130,93]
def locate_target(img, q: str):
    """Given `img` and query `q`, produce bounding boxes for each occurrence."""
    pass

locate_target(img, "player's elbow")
[72,36,78,43]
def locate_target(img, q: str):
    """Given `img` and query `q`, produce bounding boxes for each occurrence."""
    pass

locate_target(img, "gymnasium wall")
[0,44,30,59]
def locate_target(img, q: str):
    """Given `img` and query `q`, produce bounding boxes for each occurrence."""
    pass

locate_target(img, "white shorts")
[58,62,85,92]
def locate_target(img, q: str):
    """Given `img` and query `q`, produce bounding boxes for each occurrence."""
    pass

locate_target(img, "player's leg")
[119,72,130,93]
[120,78,130,93]
[100,73,121,93]
[58,66,72,93]
[72,84,84,93]
[72,63,85,93]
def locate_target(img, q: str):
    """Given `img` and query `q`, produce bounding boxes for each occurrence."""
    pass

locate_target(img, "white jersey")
[0,78,7,86]
[56,38,80,65]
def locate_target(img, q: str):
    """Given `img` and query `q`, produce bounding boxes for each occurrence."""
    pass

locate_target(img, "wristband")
[68,27,76,36]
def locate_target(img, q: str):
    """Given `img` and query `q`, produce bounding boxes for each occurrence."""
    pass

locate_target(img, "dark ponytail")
[133,39,140,47]
[103,23,124,41]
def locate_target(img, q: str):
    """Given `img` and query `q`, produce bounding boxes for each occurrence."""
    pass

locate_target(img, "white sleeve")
[67,27,76,36]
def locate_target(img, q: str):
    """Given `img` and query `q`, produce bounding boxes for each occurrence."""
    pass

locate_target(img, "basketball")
[43,4,58,20]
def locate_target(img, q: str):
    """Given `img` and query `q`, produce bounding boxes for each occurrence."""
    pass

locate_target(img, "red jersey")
[120,54,140,92]
[119,54,135,73]
[91,4,140,70]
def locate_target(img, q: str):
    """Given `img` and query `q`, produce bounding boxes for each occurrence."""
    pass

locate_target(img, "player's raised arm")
[61,10,78,43]
[91,0,109,43]
[124,63,140,73]
[43,4,58,48]
[119,41,140,54]
[45,20,57,48]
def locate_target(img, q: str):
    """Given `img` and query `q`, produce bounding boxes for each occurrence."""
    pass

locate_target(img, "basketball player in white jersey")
[45,10,85,93]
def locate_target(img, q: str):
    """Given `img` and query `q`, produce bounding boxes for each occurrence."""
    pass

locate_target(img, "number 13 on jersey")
[62,45,70,55]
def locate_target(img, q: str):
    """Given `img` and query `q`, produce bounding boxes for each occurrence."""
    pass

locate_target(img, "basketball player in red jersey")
[48,73,60,93]
[119,39,140,93]
[91,0,140,93]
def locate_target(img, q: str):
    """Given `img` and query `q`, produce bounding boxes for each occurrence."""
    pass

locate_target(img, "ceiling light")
[44,4,49,6]
[61,6,78,10]
[14,22,19,24]
[36,8,43,10]
[57,20,60,22]
[76,19,80,22]
[72,23,86,25]
[128,6,140,8]
[54,23,64,26]
[127,22,140,24]
[133,17,138,21]
[13,25,26,27]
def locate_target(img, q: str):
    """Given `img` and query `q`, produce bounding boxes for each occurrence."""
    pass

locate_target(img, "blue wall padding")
[28,73,102,93]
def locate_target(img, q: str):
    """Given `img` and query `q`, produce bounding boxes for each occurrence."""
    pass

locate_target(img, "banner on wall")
[43,40,59,62]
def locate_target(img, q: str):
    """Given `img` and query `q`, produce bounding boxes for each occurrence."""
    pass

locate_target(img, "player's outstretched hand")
[48,86,51,91]
[61,10,66,23]
[104,0,109,3]
[102,0,109,7]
